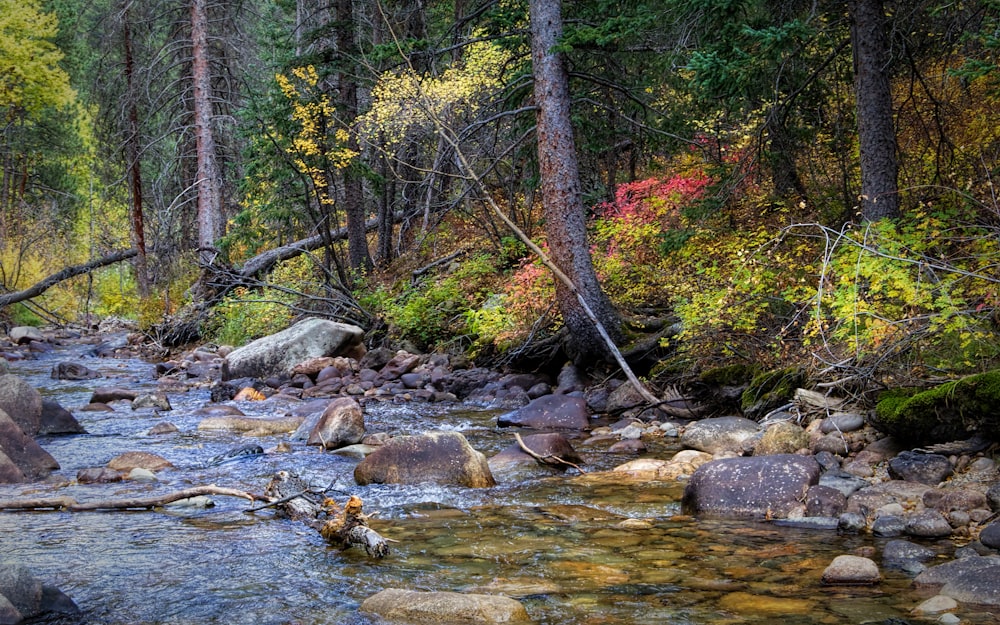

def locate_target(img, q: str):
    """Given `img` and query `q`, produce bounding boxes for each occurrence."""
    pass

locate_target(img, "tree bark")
[192,0,224,265]
[849,0,900,221]
[0,485,263,511]
[123,2,149,296]
[335,0,372,275]
[529,0,622,362]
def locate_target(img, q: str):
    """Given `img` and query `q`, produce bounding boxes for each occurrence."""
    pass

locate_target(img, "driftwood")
[0,248,138,308]
[513,432,586,473]
[0,485,263,511]
[264,471,390,558]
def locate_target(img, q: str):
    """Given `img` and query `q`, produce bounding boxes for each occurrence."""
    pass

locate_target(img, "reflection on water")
[2,341,993,624]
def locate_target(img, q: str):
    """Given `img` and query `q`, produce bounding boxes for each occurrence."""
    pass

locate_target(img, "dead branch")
[0,249,138,309]
[514,432,586,473]
[264,471,390,558]
[0,485,266,512]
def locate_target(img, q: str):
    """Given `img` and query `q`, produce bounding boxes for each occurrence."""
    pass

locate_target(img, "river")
[1,336,990,624]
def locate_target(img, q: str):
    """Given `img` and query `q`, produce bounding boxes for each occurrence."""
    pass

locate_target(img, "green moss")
[740,366,806,419]
[700,363,760,387]
[873,370,1000,442]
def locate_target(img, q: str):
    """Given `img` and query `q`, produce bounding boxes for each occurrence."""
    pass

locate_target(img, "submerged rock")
[354,431,495,488]
[359,588,532,624]
[497,394,590,430]
[915,555,1000,605]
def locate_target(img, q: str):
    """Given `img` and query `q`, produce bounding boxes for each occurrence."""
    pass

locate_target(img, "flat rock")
[359,588,532,624]
[680,416,759,454]
[497,394,590,430]
[197,415,304,435]
[682,454,820,519]
[915,555,1000,606]
[106,451,173,472]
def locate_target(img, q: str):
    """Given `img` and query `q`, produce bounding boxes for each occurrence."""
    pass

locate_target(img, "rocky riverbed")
[1,319,999,624]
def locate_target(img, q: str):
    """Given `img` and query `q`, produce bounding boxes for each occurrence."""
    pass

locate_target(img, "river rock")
[38,399,85,435]
[605,381,645,413]
[882,539,936,572]
[489,433,581,475]
[915,555,1000,605]
[805,485,847,517]
[359,588,531,624]
[0,562,79,624]
[77,467,124,484]
[0,374,43,436]
[906,510,954,538]
[132,393,172,411]
[307,397,365,449]
[197,415,304,435]
[821,555,881,585]
[979,521,1000,549]
[354,431,496,488]
[89,387,138,404]
[680,416,760,454]
[497,394,590,430]
[0,408,59,483]
[754,421,809,455]
[912,595,958,615]
[888,451,953,485]
[820,412,866,434]
[106,451,173,472]
[221,318,364,380]
[8,326,44,344]
[50,362,101,380]
[682,454,820,519]
[846,480,934,515]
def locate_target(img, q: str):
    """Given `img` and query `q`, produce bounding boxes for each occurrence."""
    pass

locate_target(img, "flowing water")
[1,337,993,624]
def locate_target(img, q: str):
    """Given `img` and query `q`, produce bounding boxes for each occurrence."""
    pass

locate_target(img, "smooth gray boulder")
[221,318,365,380]
[359,588,532,624]
[354,431,496,488]
[682,454,820,519]
[497,394,591,430]
[680,416,760,454]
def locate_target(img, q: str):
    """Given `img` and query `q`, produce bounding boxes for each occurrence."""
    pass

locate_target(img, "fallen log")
[0,485,264,511]
[0,248,138,308]
[264,470,390,558]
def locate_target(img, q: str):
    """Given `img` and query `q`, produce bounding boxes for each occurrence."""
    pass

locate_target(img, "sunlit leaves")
[0,0,75,116]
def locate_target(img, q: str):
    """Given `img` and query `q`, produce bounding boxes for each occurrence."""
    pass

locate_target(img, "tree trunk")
[334,0,372,275]
[529,0,621,362]
[191,0,224,265]
[849,0,900,221]
[123,3,149,297]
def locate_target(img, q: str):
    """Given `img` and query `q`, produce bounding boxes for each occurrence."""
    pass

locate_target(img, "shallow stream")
[2,338,993,624]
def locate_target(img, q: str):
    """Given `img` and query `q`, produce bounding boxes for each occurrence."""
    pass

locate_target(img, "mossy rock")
[740,366,806,421]
[701,364,761,387]
[872,370,1000,443]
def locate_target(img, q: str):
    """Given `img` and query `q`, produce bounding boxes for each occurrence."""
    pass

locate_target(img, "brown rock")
[106,451,173,472]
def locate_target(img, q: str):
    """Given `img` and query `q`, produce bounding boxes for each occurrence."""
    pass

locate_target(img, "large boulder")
[680,416,759,454]
[354,431,496,488]
[0,562,79,624]
[306,397,365,449]
[0,375,43,436]
[915,555,1000,606]
[359,588,531,624]
[8,327,45,345]
[38,400,85,435]
[222,318,365,381]
[0,409,59,483]
[682,454,820,519]
[496,395,590,430]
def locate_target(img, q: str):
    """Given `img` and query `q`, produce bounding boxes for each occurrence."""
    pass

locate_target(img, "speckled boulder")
[682,454,820,519]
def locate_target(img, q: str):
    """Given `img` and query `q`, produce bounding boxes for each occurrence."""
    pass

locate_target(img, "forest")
[2,0,1000,397]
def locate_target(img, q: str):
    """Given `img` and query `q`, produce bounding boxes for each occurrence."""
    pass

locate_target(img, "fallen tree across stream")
[0,248,138,309]
[0,474,391,558]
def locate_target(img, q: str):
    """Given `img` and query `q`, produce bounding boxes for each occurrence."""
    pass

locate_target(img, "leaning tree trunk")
[529,0,622,362]
[849,0,900,221]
